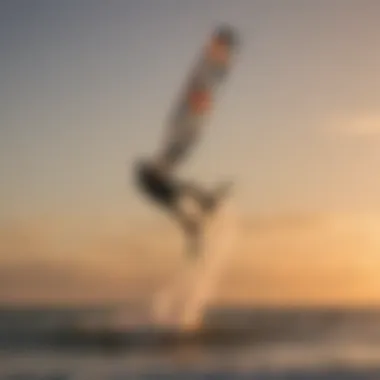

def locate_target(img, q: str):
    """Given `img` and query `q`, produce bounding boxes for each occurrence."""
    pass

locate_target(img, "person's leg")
[136,164,203,258]
[177,179,232,215]
[170,204,201,259]
[176,181,216,213]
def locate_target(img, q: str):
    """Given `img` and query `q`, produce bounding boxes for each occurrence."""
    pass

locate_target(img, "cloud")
[1,212,380,305]
[217,212,380,305]
[326,113,380,137]
[0,218,181,303]
[0,256,162,304]
[241,213,327,233]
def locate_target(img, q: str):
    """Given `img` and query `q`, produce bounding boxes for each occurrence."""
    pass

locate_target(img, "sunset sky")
[1,0,380,306]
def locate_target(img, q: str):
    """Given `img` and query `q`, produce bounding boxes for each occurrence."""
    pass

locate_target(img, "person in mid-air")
[133,25,238,259]
[134,158,229,258]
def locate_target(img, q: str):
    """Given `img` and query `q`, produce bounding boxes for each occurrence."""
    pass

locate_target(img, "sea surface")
[1,305,380,379]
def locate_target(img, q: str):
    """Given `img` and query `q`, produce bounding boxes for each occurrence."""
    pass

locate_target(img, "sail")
[157,25,240,169]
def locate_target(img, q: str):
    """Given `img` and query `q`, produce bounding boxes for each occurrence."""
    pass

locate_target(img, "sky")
[1,0,380,306]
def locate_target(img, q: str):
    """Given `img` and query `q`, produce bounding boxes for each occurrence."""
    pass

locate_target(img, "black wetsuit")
[135,162,179,207]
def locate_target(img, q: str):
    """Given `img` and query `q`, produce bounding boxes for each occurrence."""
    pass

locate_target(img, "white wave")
[2,342,380,379]
[151,197,238,329]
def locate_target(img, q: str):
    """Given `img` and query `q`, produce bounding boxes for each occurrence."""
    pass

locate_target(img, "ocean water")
[1,306,380,379]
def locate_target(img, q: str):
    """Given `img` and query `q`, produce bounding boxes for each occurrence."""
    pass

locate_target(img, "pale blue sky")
[1,0,380,224]
[2,0,380,304]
